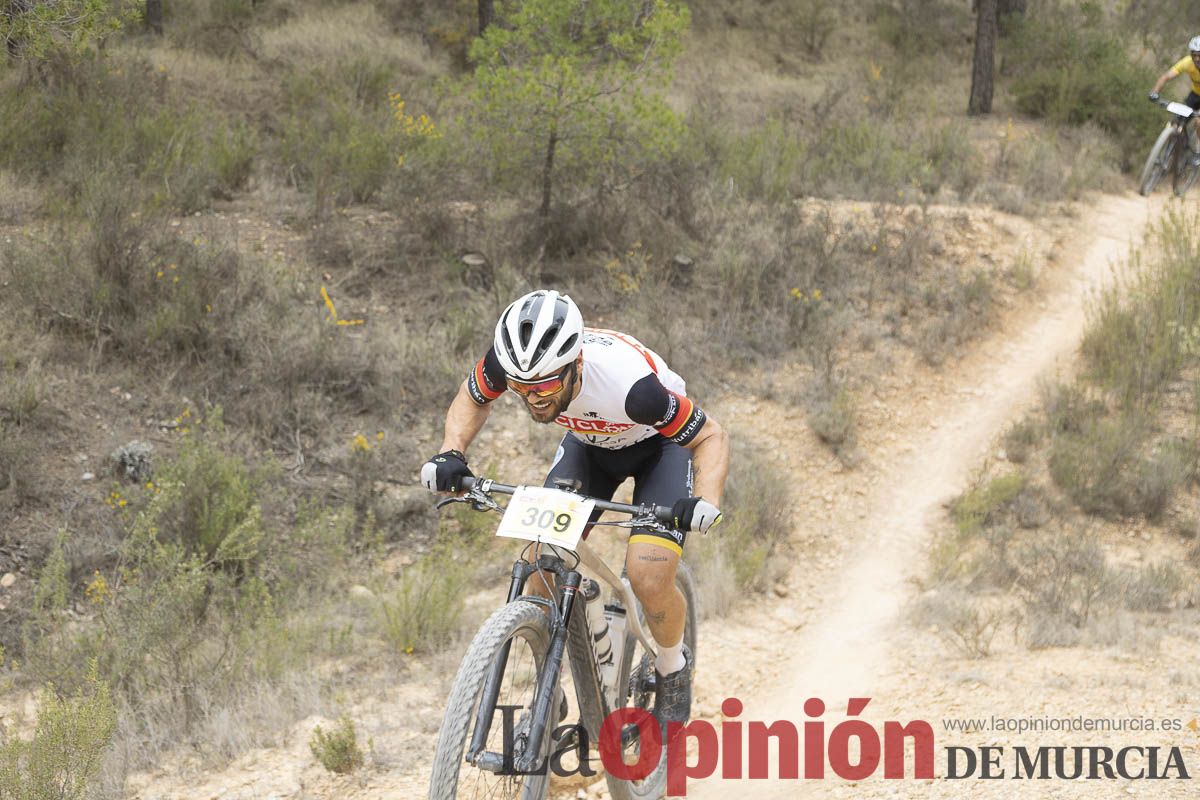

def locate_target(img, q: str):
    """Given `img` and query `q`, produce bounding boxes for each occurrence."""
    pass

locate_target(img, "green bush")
[714,116,804,203]
[0,57,255,211]
[0,667,117,800]
[309,715,364,774]
[952,473,1026,538]
[1082,210,1200,409]
[277,60,401,210]
[377,552,468,653]
[1002,2,1159,169]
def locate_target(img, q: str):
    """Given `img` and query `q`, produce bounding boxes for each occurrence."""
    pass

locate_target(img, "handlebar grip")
[460,476,477,490]
[653,505,674,525]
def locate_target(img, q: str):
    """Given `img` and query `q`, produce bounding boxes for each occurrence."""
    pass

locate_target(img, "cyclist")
[421,289,729,738]
[1150,35,1200,165]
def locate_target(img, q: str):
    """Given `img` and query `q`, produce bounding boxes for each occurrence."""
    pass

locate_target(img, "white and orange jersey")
[466,327,707,450]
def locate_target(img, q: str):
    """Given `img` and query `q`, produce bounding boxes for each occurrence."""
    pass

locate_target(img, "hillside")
[2,2,1199,799]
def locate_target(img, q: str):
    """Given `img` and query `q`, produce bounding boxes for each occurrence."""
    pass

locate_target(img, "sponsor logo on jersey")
[555,415,636,435]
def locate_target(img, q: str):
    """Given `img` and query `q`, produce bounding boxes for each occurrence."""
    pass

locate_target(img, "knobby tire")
[604,561,699,800]
[428,601,553,800]
[1139,124,1177,196]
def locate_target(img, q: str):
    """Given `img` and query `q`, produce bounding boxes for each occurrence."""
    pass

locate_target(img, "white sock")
[655,638,686,675]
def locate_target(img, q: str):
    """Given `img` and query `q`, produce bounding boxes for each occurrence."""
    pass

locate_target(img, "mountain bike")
[427,476,697,800]
[1138,97,1200,197]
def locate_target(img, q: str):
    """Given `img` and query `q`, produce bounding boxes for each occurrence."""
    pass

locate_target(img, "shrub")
[1002,2,1160,169]
[309,715,364,774]
[794,0,838,58]
[805,384,857,462]
[688,439,791,618]
[1002,415,1041,464]
[278,61,400,210]
[1013,527,1110,630]
[1082,210,1200,409]
[0,56,254,211]
[911,589,1006,659]
[0,666,117,800]
[952,473,1025,538]
[1121,562,1183,612]
[377,552,468,653]
[715,116,804,203]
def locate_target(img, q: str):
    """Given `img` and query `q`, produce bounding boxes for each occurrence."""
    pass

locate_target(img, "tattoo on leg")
[636,553,669,562]
[649,611,666,625]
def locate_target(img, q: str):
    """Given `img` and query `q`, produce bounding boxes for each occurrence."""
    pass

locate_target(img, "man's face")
[507,362,576,424]
[1192,51,1200,67]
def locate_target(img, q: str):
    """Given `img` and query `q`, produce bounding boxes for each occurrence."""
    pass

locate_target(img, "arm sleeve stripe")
[467,356,504,405]
[475,360,504,399]
[657,394,695,439]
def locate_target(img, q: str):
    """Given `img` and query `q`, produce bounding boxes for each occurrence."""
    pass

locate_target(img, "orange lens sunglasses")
[506,365,571,398]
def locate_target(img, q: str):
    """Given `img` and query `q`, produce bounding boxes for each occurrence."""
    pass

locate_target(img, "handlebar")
[459,476,675,526]
[1150,95,1198,118]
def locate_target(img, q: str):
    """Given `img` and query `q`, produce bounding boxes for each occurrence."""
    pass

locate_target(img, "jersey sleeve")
[1171,56,1192,75]
[624,374,708,446]
[466,346,507,405]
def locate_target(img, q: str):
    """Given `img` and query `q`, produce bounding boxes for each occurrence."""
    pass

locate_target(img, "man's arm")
[439,379,492,454]
[1152,67,1182,96]
[684,414,729,506]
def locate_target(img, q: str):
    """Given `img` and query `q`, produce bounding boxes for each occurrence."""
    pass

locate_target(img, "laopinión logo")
[487,698,1195,795]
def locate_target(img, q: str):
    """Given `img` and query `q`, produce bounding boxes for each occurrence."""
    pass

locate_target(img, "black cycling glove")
[420,449,473,493]
[672,496,723,534]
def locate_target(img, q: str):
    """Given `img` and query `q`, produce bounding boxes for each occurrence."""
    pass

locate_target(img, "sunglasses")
[507,365,572,398]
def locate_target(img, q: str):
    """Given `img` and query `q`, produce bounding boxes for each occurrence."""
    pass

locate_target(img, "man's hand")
[420,450,473,493]
[1150,92,1161,103]
[672,497,723,534]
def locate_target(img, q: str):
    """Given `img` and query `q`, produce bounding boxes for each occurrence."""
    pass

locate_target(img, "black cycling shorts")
[1187,92,1200,112]
[543,434,692,555]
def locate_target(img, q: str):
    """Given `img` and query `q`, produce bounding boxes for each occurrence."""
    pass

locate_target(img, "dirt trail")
[685,192,1161,798]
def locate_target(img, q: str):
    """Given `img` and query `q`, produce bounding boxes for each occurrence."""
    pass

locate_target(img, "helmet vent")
[557,333,578,358]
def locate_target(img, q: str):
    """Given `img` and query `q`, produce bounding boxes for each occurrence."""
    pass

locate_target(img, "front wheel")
[1139,124,1178,196]
[429,600,554,800]
[1174,142,1200,196]
[604,561,698,800]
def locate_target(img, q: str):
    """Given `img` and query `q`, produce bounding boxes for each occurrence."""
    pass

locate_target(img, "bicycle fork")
[466,559,583,775]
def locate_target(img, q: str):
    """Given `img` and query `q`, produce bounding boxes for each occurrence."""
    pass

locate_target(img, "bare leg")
[625,541,685,647]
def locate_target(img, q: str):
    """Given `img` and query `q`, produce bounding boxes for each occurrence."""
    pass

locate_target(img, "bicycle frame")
[452,480,666,778]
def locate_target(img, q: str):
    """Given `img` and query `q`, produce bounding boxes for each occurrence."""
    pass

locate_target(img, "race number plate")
[496,486,595,550]
[1168,101,1195,118]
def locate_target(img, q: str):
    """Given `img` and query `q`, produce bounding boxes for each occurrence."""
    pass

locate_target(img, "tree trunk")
[145,0,163,35]
[968,0,997,116]
[478,0,494,36]
[540,127,557,217]
[996,0,1026,16]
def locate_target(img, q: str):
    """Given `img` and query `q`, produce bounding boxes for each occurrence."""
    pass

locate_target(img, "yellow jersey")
[1171,56,1200,93]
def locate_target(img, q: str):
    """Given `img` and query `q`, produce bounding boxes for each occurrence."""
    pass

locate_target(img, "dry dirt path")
[682,192,1163,799]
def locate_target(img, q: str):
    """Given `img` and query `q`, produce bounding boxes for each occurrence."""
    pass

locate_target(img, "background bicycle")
[1138,97,1200,196]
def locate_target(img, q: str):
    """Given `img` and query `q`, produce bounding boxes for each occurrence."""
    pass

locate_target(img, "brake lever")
[435,487,504,514]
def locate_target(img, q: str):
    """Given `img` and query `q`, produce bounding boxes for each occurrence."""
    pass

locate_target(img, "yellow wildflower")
[351,433,371,453]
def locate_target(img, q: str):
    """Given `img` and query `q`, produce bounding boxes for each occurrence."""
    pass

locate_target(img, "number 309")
[522,506,572,533]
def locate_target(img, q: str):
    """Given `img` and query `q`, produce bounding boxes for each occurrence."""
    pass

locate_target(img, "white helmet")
[1190,35,1200,53]
[493,290,583,380]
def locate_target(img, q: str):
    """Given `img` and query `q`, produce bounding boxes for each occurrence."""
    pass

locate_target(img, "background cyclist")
[1150,34,1200,164]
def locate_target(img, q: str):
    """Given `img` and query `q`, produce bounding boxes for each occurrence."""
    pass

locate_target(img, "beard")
[523,390,571,424]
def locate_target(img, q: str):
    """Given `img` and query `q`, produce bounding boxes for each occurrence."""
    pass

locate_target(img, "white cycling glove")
[671,497,723,534]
